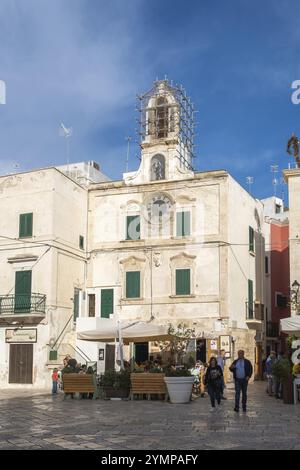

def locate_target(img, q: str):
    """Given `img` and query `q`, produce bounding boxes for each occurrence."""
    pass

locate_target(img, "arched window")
[156,97,168,138]
[151,154,165,181]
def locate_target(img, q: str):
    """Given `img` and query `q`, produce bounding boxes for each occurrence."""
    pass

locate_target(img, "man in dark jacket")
[229,350,253,412]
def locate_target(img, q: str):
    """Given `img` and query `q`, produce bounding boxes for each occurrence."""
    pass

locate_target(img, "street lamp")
[291,280,300,313]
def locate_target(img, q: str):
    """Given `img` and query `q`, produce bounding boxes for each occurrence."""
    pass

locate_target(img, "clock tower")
[123,79,195,185]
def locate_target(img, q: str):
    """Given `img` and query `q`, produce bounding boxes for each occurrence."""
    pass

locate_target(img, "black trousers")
[235,379,248,410]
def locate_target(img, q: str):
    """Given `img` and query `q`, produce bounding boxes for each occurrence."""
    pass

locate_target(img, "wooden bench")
[130,373,168,401]
[62,373,97,399]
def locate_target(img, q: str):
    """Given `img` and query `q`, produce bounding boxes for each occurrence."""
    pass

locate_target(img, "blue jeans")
[208,385,221,407]
[235,379,248,410]
[52,381,58,394]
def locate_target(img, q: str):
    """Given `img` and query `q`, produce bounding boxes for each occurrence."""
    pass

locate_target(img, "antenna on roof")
[59,123,73,174]
[125,136,132,173]
[270,165,279,196]
[246,176,254,195]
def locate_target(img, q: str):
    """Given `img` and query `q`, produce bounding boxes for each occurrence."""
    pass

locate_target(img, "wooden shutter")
[183,212,190,236]
[126,215,140,240]
[248,280,253,319]
[73,289,80,321]
[249,226,254,252]
[15,271,32,313]
[19,213,33,238]
[176,212,183,237]
[176,212,191,236]
[101,289,114,318]
[126,271,140,298]
[88,294,96,317]
[176,269,191,295]
[79,236,84,250]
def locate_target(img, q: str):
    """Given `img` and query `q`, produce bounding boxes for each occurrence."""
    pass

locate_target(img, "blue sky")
[1,0,300,201]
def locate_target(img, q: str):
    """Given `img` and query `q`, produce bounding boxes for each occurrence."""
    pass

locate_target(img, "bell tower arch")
[123,79,196,185]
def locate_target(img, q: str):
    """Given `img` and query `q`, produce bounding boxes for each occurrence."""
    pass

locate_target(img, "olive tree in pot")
[101,368,131,399]
[157,324,195,404]
[272,358,293,404]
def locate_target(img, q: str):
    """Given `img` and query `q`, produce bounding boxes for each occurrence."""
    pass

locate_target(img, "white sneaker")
[209,407,215,412]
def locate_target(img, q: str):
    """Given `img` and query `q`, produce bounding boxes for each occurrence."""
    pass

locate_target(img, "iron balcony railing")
[246,301,264,321]
[266,321,279,338]
[0,293,46,315]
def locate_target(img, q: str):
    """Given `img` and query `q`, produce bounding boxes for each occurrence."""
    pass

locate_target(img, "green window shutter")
[176,212,191,236]
[79,235,84,250]
[15,271,32,313]
[73,289,80,322]
[49,350,58,361]
[101,289,114,318]
[19,213,33,238]
[248,280,253,319]
[249,226,254,252]
[126,271,140,298]
[183,212,190,236]
[176,269,191,295]
[126,215,140,240]
[176,212,183,237]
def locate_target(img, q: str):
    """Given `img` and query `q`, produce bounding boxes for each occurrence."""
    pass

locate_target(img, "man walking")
[229,350,253,413]
[265,351,277,396]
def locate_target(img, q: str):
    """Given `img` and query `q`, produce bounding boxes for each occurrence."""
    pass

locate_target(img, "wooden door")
[9,344,33,384]
[105,344,115,371]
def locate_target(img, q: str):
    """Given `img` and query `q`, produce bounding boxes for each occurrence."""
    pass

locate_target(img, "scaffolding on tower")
[136,79,197,171]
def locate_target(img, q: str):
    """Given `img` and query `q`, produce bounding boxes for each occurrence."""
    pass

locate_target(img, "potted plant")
[164,366,194,404]
[272,358,293,404]
[101,368,130,399]
[157,323,195,404]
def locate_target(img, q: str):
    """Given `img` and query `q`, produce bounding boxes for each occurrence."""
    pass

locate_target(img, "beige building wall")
[0,168,87,388]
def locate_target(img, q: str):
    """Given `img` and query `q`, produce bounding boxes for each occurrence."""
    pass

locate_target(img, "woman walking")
[204,357,223,412]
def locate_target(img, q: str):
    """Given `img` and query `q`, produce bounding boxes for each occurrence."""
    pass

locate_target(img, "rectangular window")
[88,294,95,317]
[275,293,287,308]
[265,256,269,274]
[126,271,141,299]
[248,280,253,319]
[79,235,84,250]
[19,213,33,238]
[176,211,191,237]
[126,215,140,240]
[176,269,191,295]
[249,226,255,252]
[101,289,114,318]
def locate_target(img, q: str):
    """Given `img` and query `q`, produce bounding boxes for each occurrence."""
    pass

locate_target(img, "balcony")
[0,293,46,325]
[246,301,264,330]
[266,321,279,338]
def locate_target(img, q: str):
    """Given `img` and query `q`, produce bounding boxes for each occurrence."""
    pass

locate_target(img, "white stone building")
[77,80,267,377]
[0,80,269,388]
[0,164,108,388]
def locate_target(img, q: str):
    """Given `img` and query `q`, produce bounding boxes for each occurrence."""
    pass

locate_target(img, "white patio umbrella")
[77,320,172,344]
[280,316,300,335]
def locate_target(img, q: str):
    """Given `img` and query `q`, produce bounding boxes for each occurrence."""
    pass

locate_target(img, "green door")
[15,271,32,313]
[101,289,114,318]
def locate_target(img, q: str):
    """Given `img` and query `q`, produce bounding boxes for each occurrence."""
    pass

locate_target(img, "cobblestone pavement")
[0,382,299,450]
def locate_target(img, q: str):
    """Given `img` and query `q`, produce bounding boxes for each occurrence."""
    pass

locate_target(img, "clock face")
[144,193,173,225]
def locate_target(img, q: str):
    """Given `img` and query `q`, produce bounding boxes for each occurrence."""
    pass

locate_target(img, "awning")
[280,316,300,335]
[77,320,172,344]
